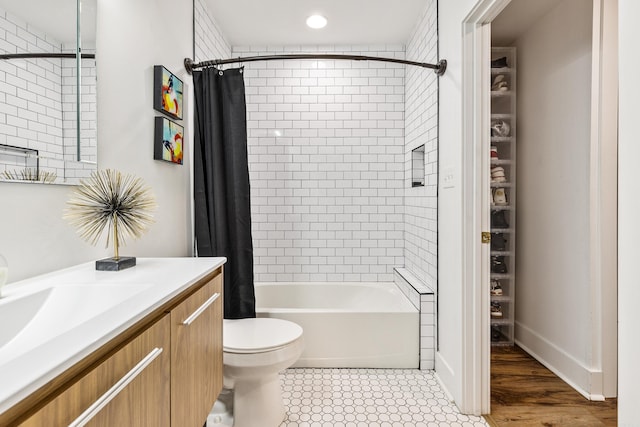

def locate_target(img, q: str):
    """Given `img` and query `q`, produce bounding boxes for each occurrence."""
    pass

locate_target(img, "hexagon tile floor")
[278,368,488,427]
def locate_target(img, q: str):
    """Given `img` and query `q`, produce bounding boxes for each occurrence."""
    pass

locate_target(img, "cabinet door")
[21,315,171,427]
[171,272,223,427]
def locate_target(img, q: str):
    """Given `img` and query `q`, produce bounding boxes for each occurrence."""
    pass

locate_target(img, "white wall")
[513,0,594,395]
[96,0,193,260]
[238,45,405,282]
[0,182,104,282]
[617,0,640,423]
[437,0,478,405]
[404,0,439,288]
[0,0,194,283]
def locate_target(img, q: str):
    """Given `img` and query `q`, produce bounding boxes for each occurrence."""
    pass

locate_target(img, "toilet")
[211,317,303,427]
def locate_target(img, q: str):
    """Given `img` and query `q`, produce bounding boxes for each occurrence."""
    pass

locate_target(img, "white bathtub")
[255,282,419,368]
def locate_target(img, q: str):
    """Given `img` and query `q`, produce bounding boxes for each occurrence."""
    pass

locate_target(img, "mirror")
[0,0,97,185]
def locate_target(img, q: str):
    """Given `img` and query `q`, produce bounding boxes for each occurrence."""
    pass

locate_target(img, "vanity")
[0,257,225,427]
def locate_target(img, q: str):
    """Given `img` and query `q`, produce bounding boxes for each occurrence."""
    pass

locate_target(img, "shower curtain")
[193,67,255,319]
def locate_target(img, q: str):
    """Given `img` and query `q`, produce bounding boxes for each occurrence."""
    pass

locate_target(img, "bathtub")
[255,282,419,368]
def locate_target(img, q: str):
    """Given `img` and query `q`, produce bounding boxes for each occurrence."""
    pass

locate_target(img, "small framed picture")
[154,117,184,164]
[154,65,183,120]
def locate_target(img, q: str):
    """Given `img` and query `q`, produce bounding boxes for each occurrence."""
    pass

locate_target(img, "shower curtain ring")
[214,61,224,75]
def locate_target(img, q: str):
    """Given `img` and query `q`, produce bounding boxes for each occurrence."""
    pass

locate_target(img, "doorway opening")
[460,0,618,421]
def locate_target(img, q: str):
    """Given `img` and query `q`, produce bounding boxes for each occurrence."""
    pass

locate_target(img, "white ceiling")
[491,0,560,46]
[0,0,561,53]
[205,0,429,46]
[0,0,95,45]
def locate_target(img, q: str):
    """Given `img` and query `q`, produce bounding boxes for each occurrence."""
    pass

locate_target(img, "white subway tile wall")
[0,8,96,181]
[0,8,64,177]
[194,0,231,62]
[405,0,439,289]
[62,49,97,180]
[193,0,440,372]
[420,294,436,369]
[236,45,406,282]
[394,267,436,370]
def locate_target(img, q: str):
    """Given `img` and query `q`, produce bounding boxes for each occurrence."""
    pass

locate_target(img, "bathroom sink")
[0,283,152,365]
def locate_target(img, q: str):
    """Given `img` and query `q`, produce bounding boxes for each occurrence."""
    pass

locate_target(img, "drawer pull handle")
[68,347,163,427]
[182,292,220,326]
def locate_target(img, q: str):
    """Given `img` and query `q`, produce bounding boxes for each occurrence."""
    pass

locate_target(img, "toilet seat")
[219,317,304,427]
[223,318,303,354]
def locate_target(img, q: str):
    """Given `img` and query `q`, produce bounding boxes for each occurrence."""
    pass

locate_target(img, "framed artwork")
[154,117,184,164]
[154,65,183,120]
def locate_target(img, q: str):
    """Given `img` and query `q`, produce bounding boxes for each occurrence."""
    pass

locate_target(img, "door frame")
[459,0,618,414]
[587,0,618,399]
[460,0,512,415]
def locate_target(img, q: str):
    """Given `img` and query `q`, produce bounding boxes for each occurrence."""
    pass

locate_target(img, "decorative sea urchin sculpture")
[65,169,156,271]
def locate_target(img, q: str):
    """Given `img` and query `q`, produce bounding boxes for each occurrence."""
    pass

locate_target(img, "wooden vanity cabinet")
[10,268,223,427]
[21,314,171,427]
[171,272,223,427]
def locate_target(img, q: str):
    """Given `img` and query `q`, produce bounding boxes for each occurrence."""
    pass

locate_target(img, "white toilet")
[214,317,304,427]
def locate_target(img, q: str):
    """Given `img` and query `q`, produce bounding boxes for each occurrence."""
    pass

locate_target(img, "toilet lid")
[223,318,303,354]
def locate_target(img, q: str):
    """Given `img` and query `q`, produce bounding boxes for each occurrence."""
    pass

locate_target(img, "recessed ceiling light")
[306,15,327,29]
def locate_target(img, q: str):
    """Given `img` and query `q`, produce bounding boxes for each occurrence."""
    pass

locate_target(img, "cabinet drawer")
[171,272,223,427]
[20,315,171,427]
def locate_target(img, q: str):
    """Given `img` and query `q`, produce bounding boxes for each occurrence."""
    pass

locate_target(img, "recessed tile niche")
[411,145,425,187]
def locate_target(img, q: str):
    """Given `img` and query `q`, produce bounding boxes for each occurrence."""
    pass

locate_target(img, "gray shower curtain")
[193,67,255,319]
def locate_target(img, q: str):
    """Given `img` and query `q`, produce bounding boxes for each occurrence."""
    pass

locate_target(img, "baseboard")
[515,322,605,400]
[482,413,499,427]
[434,352,456,402]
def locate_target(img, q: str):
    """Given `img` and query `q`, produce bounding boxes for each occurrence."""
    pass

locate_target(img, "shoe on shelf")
[491,210,509,229]
[490,280,503,296]
[491,301,503,318]
[491,146,499,161]
[491,233,507,251]
[492,187,508,205]
[491,326,502,342]
[491,256,508,274]
[491,74,509,91]
[491,166,506,183]
[491,120,511,137]
[491,56,508,68]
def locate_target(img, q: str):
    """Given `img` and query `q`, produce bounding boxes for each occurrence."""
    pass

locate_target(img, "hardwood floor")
[485,345,617,427]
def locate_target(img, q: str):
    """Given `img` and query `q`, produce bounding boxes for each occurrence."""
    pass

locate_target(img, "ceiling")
[205,0,429,46]
[491,0,560,45]
[0,0,561,52]
[0,0,95,45]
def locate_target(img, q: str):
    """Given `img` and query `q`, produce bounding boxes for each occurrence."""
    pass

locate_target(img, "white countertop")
[0,257,226,415]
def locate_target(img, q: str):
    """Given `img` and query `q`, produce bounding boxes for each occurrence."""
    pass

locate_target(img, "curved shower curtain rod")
[184,55,447,76]
[0,53,96,60]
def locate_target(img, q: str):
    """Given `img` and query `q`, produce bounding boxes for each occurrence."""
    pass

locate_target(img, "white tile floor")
[279,368,488,427]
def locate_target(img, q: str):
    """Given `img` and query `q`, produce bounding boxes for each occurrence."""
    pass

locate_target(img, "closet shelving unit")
[490,47,516,346]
